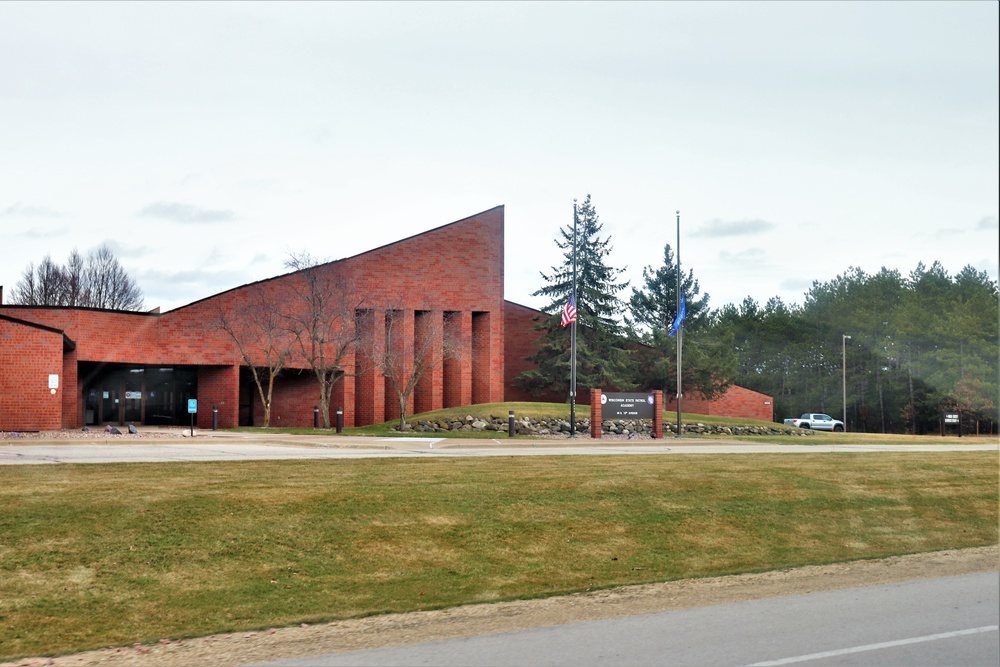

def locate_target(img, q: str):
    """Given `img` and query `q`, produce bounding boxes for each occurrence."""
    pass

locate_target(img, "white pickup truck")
[784,413,845,432]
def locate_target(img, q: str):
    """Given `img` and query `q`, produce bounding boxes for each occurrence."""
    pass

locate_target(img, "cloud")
[1,202,63,218]
[20,226,70,239]
[691,218,775,238]
[92,238,157,259]
[719,247,768,262]
[778,277,813,295]
[936,216,999,238]
[137,202,236,223]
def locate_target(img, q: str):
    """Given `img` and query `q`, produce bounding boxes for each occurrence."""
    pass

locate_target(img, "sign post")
[188,399,198,437]
[942,411,961,437]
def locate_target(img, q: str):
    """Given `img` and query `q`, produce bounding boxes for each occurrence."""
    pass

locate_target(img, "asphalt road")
[1,434,996,464]
[247,571,1000,667]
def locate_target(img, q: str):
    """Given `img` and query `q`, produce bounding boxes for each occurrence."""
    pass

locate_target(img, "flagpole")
[569,202,578,438]
[675,210,683,438]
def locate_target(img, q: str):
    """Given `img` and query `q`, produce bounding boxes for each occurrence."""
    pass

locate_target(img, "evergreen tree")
[628,243,734,399]
[627,243,709,335]
[515,195,634,397]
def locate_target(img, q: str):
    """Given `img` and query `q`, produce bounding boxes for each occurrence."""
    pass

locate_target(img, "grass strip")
[0,452,996,659]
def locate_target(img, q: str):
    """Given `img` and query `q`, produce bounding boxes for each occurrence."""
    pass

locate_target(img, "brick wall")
[0,317,66,431]
[665,384,774,422]
[0,207,508,430]
[504,301,555,402]
[197,366,240,429]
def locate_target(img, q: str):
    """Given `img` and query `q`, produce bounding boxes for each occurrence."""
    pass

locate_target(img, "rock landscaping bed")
[1,428,192,440]
[394,415,810,437]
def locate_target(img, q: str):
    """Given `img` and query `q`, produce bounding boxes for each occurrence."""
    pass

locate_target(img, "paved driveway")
[1,432,995,465]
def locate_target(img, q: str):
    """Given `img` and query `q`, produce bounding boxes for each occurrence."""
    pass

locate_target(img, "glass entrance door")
[80,363,197,427]
[124,377,143,423]
[100,387,121,424]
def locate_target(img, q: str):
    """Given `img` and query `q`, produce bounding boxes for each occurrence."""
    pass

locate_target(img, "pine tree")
[628,243,734,400]
[627,243,709,336]
[515,195,634,397]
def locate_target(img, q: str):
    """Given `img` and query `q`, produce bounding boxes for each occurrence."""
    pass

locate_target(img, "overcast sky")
[1,1,997,315]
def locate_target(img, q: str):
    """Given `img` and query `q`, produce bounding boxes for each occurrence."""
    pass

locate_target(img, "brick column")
[383,310,414,423]
[354,309,385,427]
[444,311,472,408]
[62,348,80,429]
[414,311,443,415]
[197,365,240,429]
[590,388,602,439]
[471,311,491,405]
[332,370,355,428]
[652,390,664,438]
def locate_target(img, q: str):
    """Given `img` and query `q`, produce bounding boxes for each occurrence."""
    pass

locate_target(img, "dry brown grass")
[0,452,996,660]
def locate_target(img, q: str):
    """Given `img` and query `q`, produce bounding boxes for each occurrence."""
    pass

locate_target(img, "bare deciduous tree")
[282,252,365,428]
[216,286,294,428]
[9,245,144,310]
[84,245,144,310]
[375,308,463,430]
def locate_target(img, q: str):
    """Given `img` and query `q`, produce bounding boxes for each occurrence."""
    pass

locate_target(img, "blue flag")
[669,294,686,337]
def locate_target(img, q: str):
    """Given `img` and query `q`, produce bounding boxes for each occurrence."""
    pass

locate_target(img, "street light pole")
[842,334,852,430]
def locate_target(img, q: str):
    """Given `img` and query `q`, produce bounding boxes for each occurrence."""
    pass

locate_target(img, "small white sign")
[48,374,59,389]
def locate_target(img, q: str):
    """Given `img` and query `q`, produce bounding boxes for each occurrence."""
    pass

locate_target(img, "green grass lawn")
[1,452,997,660]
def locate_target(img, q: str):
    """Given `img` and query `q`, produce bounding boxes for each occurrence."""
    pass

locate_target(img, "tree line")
[518,195,998,435]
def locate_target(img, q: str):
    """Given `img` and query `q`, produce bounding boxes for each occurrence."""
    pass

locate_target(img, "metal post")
[675,210,683,439]
[569,202,578,438]
[508,410,515,438]
[842,334,851,431]
[336,407,343,434]
[314,406,319,429]
[212,404,218,431]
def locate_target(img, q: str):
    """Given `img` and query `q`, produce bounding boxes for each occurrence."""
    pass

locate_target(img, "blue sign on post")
[188,399,198,414]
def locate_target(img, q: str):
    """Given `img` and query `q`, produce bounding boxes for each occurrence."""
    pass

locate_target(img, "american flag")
[561,296,577,327]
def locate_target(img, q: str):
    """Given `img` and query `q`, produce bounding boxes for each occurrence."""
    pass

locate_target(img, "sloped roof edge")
[169,205,505,314]
[0,313,76,351]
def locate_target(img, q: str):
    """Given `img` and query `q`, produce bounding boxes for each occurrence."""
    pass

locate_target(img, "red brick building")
[0,206,772,431]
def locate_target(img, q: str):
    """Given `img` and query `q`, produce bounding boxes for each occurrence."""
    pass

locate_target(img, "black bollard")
[336,407,343,434]
[212,404,218,431]
[508,410,515,438]
[314,406,319,428]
